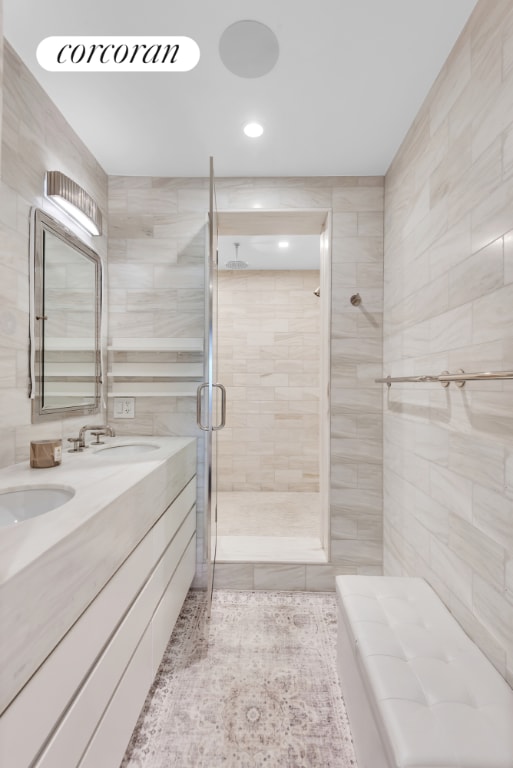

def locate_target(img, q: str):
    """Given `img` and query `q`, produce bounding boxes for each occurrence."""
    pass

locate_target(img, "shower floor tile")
[216,491,325,562]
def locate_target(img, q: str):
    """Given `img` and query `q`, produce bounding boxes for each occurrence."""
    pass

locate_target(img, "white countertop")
[0,436,194,582]
[0,435,197,714]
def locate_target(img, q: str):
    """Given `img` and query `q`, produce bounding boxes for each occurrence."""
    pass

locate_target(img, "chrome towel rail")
[375,369,513,388]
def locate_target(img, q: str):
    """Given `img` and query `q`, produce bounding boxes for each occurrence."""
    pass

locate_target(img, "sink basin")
[0,486,75,527]
[95,443,160,457]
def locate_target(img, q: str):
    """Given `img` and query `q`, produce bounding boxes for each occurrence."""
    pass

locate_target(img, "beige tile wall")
[384,0,513,683]
[217,269,320,492]
[0,43,108,467]
[107,175,208,584]
[0,0,3,170]
[109,176,384,589]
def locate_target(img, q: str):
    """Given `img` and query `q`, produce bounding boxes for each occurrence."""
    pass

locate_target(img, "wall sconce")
[45,171,102,236]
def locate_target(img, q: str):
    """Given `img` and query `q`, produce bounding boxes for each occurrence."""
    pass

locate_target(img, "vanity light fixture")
[243,122,264,138]
[45,171,102,236]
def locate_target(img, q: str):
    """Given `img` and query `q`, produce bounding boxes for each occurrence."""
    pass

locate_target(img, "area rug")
[121,589,357,768]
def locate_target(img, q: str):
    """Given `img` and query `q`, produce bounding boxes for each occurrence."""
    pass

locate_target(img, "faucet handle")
[67,437,82,453]
[90,430,106,445]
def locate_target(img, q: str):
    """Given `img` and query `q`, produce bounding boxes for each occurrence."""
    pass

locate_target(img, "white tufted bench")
[336,575,513,768]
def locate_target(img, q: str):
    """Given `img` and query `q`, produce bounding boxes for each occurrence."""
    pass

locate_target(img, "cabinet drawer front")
[1,480,196,768]
[78,537,197,768]
[34,524,196,768]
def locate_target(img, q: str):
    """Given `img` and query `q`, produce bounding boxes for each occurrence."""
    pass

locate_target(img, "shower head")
[225,242,248,270]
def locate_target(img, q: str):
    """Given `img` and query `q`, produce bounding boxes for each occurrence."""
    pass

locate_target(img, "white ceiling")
[4,0,477,178]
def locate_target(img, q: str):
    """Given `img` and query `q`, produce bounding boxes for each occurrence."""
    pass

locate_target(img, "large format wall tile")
[0,0,3,172]
[217,270,320,492]
[108,176,384,587]
[384,0,513,683]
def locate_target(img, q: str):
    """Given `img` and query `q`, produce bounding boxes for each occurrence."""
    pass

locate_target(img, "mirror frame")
[31,208,102,422]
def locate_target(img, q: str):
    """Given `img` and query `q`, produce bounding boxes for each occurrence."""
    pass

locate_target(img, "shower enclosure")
[199,162,332,602]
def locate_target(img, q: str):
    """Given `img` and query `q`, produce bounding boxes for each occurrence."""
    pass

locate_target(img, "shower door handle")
[212,383,226,431]
[196,383,226,431]
[196,383,209,431]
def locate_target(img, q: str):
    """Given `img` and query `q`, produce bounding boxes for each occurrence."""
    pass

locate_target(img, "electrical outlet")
[114,397,135,419]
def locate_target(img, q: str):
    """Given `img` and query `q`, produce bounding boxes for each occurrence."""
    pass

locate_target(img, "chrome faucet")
[78,424,116,448]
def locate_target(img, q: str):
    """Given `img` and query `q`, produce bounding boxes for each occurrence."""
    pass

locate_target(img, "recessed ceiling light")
[278,241,289,248]
[243,122,264,138]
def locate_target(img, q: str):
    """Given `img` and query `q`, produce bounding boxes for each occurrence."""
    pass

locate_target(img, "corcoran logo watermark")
[36,36,200,72]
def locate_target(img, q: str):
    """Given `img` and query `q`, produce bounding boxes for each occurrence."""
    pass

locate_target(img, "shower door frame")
[214,208,332,560]
[199,157,223,615]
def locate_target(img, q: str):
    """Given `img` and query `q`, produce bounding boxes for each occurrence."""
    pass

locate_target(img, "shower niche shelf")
[107,337,204,398]
[108,338,203,352]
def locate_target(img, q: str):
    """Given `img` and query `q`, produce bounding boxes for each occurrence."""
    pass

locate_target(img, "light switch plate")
[113,397,135,419]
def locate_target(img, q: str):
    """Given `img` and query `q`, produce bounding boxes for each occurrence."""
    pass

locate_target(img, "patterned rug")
[121,590,357,768]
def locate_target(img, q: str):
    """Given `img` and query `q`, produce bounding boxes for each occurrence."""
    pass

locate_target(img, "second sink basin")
[0,486,75,527]
[95,443,160,457]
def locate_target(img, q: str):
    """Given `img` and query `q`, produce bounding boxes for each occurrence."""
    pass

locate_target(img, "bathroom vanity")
[0,436,197,768]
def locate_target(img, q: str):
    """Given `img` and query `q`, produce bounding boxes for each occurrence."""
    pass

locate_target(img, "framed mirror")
[31,208,102,421]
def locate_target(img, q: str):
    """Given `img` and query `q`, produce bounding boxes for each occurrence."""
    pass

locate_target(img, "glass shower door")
[197,157,224,616]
